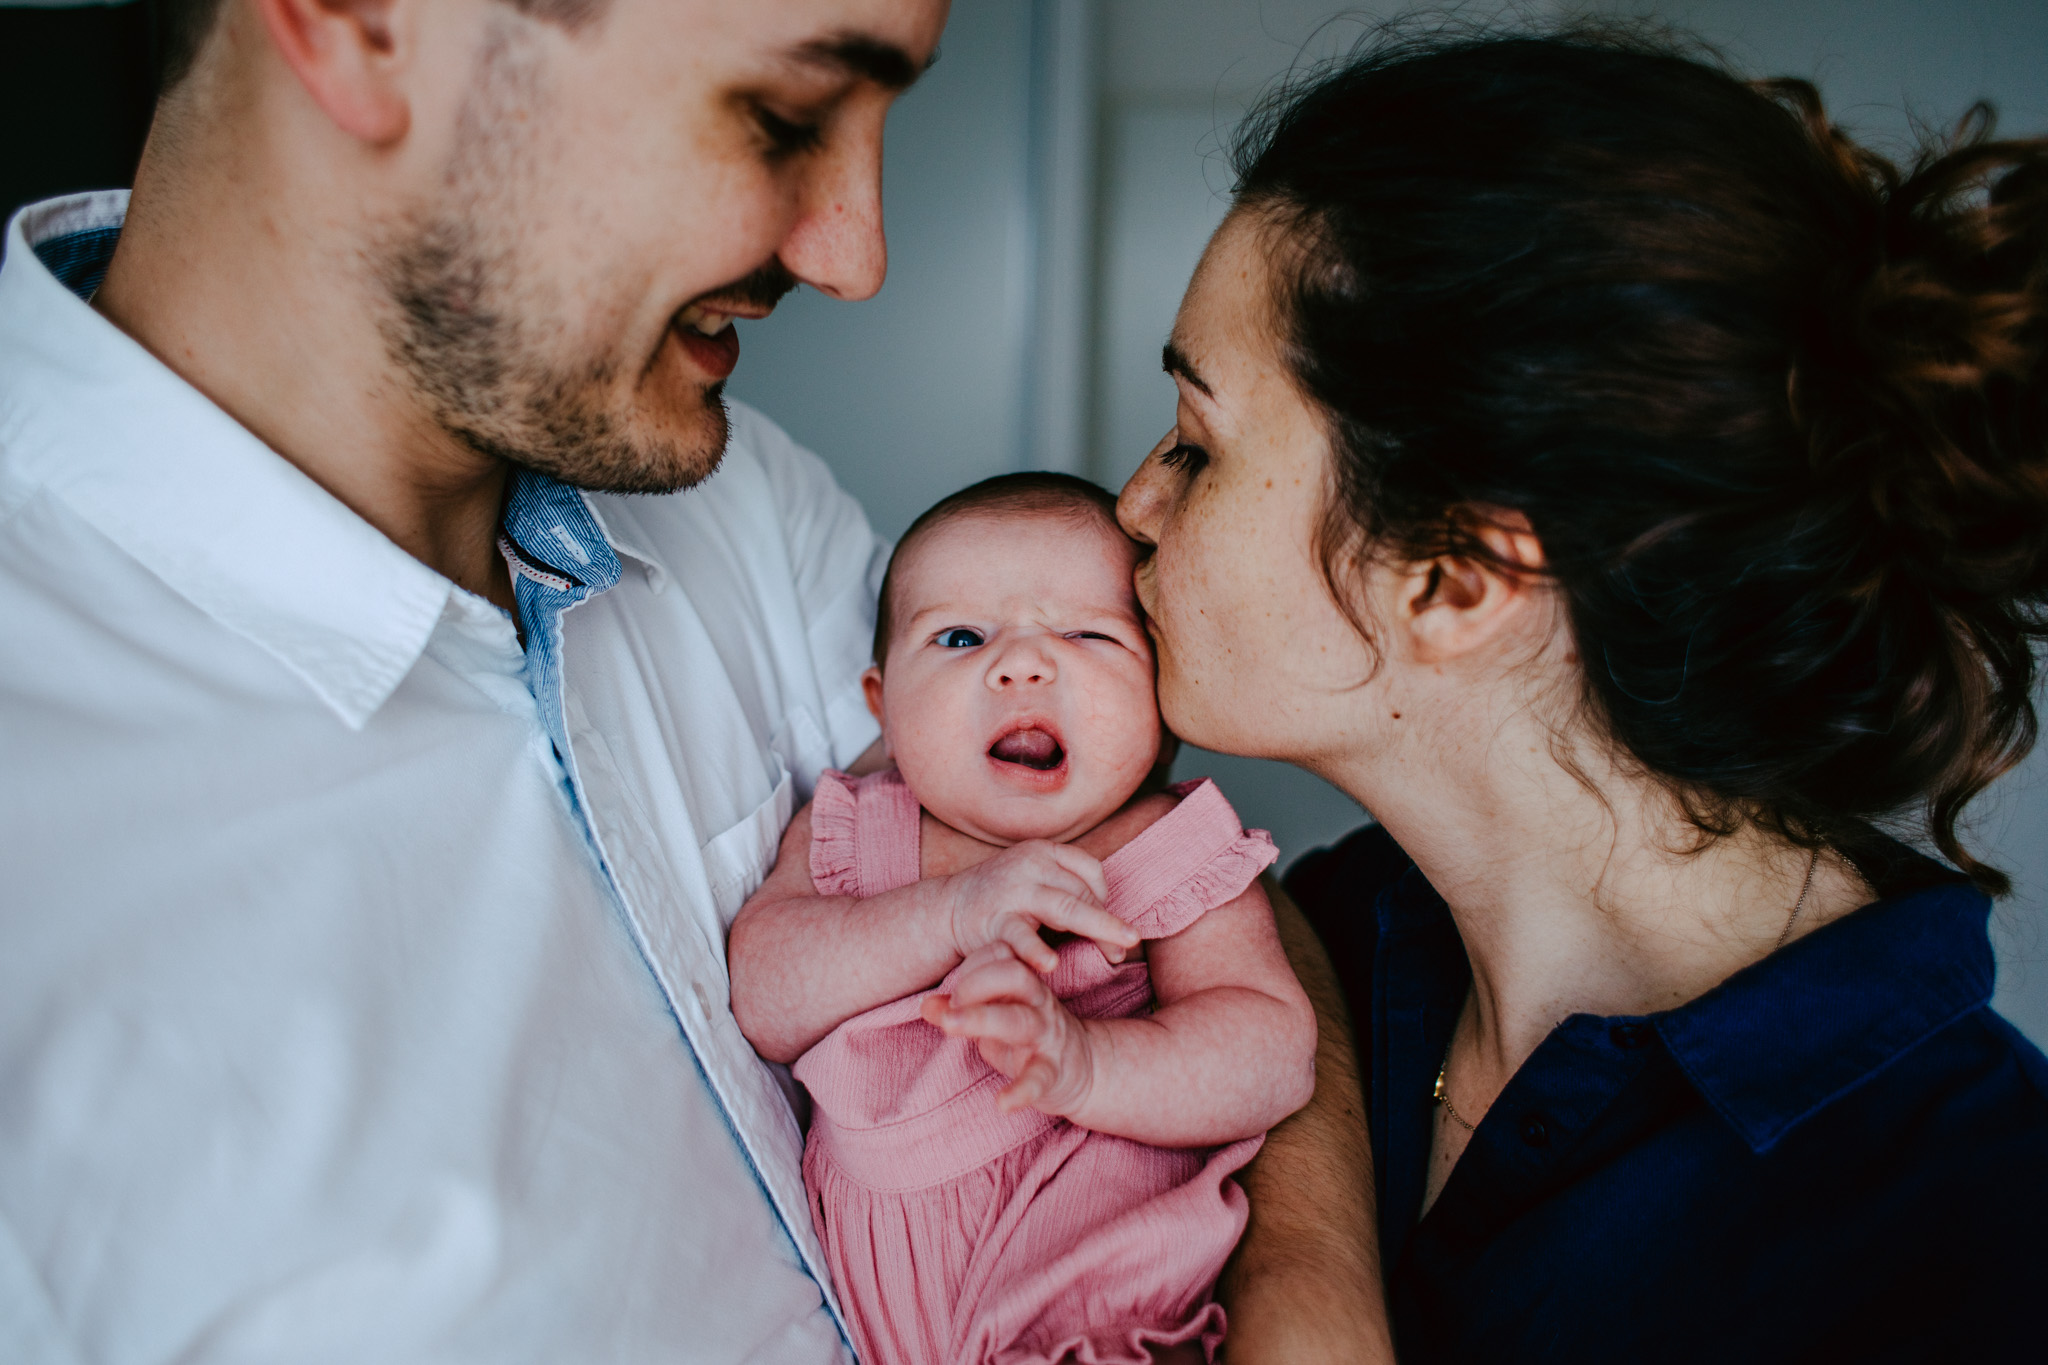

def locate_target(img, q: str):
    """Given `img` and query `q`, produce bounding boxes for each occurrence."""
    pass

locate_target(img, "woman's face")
[1116,213,1383,767]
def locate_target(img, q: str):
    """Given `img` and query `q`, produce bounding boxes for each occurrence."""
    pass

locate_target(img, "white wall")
[732,0,2048,1045]
[727,0,1039,540]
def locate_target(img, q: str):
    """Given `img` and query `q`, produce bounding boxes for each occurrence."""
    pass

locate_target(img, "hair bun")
[1236,35,2048,893]
[1789,98,2048,609]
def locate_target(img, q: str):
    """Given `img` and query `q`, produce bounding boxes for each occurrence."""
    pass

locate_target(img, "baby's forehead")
[893,507,1139,615]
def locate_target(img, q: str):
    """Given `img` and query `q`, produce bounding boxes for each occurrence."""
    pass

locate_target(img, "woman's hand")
[922,942,1097,1117]
[938,841,1136,973]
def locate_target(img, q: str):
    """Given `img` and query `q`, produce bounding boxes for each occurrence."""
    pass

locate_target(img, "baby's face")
[867,510,1162,845]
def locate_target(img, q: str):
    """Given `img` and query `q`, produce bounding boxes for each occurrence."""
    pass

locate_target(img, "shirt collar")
[0,192,662,727]
[1383,841,1993,1155]
[1655,861,1992,1152]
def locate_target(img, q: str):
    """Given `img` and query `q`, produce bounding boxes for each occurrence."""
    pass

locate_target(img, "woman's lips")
[675,321,740,381]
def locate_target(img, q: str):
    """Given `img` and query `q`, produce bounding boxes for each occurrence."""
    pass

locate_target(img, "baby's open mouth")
[989,727,1065,771]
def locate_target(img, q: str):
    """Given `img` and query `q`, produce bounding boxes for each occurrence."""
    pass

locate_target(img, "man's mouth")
[673,304,742,381]
[988,726,1066,771]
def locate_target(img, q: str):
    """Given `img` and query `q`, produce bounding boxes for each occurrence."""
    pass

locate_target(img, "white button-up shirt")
[0,192,885,1365]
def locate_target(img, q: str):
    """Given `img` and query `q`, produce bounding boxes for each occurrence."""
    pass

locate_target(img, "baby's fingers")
[999,919,1061,974]
[926,1000,1049,1049]
[1033,895,1139,963]
[996,1055,1061,1114]
[1044,843,1112,908]
[946,953,1049,1010]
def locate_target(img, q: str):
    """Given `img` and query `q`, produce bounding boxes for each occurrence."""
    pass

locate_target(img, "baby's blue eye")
[937,628,984,648]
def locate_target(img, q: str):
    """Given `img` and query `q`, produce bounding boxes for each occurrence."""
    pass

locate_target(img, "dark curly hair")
[1231,26,2048,893]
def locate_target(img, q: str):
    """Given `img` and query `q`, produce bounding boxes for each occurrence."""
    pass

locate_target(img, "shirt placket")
[1410,1017,1664,1259]
[498,490,852,1351]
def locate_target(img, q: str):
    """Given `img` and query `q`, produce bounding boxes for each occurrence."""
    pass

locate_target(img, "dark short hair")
[1232,24,2048,892]
[872,472,1123,669]
[149,0,610,91]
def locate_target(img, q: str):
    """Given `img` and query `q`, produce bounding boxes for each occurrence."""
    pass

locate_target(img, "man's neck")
[93,104,517,614]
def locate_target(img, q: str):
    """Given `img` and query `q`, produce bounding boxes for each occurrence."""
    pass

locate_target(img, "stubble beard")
[378,212,729,496]
[374,19,727,496]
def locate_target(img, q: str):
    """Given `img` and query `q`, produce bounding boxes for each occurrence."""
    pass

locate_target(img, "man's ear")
[1397,514,1547,664]
[254,0,413,145]
[861,666,886,726]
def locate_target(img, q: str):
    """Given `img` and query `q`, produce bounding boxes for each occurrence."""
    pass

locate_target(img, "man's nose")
[986,638,1057,689]
[777,117,889,302]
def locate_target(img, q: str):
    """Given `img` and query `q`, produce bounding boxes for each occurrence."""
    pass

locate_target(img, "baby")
[730,473,1317,1365]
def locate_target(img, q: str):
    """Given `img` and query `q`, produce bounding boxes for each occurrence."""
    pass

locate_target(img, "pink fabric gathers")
[793,770,1279,1365]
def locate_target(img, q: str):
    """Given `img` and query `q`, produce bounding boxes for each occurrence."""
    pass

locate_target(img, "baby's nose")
[987,641,1057,688]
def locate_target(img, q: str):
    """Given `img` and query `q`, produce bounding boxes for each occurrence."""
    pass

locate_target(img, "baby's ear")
[861,666,886,725]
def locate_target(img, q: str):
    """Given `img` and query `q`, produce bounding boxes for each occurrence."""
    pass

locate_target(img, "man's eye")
[1159,442,1208,474]
[937,628,984,648]
[755,106,824,158]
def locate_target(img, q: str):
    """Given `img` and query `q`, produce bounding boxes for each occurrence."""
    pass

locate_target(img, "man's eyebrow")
[791,33,934,92]
[1161,340,1213,397]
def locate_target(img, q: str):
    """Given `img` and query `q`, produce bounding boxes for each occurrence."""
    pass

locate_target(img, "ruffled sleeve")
[1103,778,1279,940]
[806,767,924,898]
[807,769,866,897]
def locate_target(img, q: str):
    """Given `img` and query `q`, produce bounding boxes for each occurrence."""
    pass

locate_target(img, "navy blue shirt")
[1285,825,2048,1363]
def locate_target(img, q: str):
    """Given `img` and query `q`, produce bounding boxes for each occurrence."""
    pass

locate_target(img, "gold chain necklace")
[1433,847,1825,1134]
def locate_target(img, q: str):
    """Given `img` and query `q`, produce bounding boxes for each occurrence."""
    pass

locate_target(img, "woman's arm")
[1215,879,1393,1364]
[925,879,1317,1147]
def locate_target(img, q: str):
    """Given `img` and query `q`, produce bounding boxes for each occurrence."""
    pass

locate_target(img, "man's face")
[378,0,947,493]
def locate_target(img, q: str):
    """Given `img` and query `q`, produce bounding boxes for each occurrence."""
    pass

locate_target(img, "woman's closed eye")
[1159,441,1208,475]
[936,627,984,648]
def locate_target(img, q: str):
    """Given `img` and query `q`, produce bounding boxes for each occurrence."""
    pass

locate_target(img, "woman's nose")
[986,639,1057,689]
[1116,430,1177,545]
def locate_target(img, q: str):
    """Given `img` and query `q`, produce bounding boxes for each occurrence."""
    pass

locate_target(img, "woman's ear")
[254,0,415,145]
[1398,514,1548,664]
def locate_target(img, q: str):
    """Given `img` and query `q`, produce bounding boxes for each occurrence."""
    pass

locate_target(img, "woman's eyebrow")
[1160,340,1213,397]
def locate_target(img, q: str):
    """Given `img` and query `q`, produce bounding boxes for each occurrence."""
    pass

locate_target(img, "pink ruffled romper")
[792,769,1279,1365]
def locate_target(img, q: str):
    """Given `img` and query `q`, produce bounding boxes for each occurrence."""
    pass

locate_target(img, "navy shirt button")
[1610,1023,1647,1050]
[1520,1115,1550,1147]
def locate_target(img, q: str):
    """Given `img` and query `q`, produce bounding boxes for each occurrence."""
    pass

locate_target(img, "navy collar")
[1656,873,1992,1151]
[1383,846,1993,1154]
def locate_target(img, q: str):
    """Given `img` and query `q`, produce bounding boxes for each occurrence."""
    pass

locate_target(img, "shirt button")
[1519,1115,1551,1147]
[1609,1023,1647,1050]
[691,981,714,1021]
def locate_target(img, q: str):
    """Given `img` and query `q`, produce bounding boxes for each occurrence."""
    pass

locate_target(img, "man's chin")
[500,392,731,496]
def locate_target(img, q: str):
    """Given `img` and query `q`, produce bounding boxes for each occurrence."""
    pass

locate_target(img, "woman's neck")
[1333,707,1871,1100]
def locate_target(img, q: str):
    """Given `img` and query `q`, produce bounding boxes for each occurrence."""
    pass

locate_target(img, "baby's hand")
[939,841,1136,974]
[921,942,1096,1118]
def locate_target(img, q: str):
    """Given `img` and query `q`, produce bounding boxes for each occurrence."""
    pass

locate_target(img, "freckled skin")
[1115,215,1386,769]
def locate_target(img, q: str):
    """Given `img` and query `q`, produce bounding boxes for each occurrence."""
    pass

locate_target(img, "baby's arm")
[729,799,1139,1065]
[923,880,1317,1147]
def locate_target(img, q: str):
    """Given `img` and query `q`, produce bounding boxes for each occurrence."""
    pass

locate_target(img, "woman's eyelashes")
[1158,441,1209,475]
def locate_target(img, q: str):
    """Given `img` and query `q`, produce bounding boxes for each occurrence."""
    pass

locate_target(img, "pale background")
[728,0,2048,1046]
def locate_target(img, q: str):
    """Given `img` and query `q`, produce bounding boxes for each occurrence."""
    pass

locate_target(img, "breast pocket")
[700,765,795,929]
